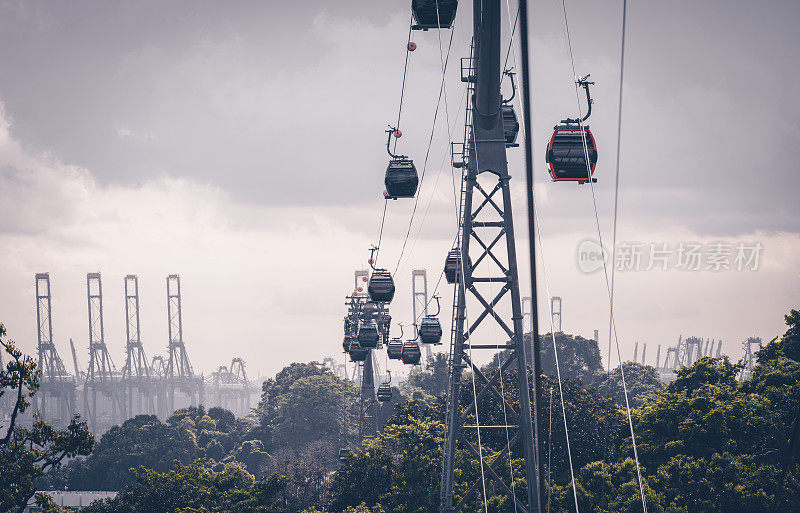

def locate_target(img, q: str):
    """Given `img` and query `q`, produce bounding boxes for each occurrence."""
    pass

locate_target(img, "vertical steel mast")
[122,275,155,416]
[165,274,202,414]
[358,351,377,443]
[34,273,75,427]
[85,272,124,434]
[440,1,540,511]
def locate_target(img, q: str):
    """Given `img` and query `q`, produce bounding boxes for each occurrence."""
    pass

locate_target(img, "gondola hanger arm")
[561,74,595,124]
[502,69,517,105]
[385,126,407,159]
[431,294,441,316]
[368,246,379,271]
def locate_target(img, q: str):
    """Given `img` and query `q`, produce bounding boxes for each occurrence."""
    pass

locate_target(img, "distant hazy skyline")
[0,0,798,380]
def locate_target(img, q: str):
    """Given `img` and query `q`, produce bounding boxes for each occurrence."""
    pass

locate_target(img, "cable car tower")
[440,1,540,511]
[344,270,382,444]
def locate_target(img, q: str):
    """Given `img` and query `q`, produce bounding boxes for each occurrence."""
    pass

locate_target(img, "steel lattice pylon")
[359,351,377,442]
[344,271,383,444]
[440,1,540,511]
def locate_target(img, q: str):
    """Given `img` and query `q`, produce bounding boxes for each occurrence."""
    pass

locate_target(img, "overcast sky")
[0,0,798,381]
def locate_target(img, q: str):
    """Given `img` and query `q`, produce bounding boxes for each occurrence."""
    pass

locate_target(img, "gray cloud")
[0,0,798,378]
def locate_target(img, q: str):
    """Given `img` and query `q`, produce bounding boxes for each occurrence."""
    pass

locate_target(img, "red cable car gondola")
[546,75,598,184]
[401,341,421,365]
[546,125,597,183]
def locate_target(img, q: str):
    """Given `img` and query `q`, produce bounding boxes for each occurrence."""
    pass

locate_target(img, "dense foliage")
[525,331,605,385]
[404,353,449,398]
[42,406,259,490]
[254,362,356,454]
[16,310,800,512]
[80,460,288,513]
[596,361,664,408]
[0,323,94,513]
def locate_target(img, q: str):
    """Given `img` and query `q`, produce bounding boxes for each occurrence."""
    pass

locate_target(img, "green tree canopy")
[757,309,800,363]
[0,323,94,513]
[597,362,664,408]
[273,373,352,450]
[81,460,288,513]
[521,332,604,384]
[404,353,449,398]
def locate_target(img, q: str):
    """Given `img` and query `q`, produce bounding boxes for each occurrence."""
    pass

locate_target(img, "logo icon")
[576,239,607,273]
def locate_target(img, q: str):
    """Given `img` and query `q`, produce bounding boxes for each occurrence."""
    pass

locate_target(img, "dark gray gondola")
[368,269,396,303]
[343,334,355,353]
[419,316,443,345]
[387,338,403,360]
[401,341,422,365]
[348,341,368,362]
[357,321,380,349]
[444,249,470,284]
[545,125,597,182]
[502,105,520,147]
[376,383,393,402]
[385,158,419,199]
[546,75,598,184]
[362,301,378,319]
[411,0,458,30]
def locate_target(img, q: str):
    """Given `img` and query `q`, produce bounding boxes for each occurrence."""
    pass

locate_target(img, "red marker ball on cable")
[407,41,417,52]
[394,130,402,138]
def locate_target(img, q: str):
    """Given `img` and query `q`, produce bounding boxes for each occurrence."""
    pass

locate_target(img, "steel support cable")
[493,3,528,507]
[488,262,519,512]
[547,387,554,513]
[393,14,415,155]
[393,18,458,276]
[373,199,389,267]
[461,19,489,508]
[558,0,648,510]
[397,83,469,277]
[503,3,521,73]
[512,0,581,509]
[396,15,470,277]
[534,198,581,513]
[374,15,413,267]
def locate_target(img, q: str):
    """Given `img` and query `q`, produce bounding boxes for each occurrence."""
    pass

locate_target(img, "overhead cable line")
[514,0,582,508]
[558,0,647,511]
[393,14,416,155]
[373,199,389,267]
[393,19,458,276]
[396,84,469,277]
